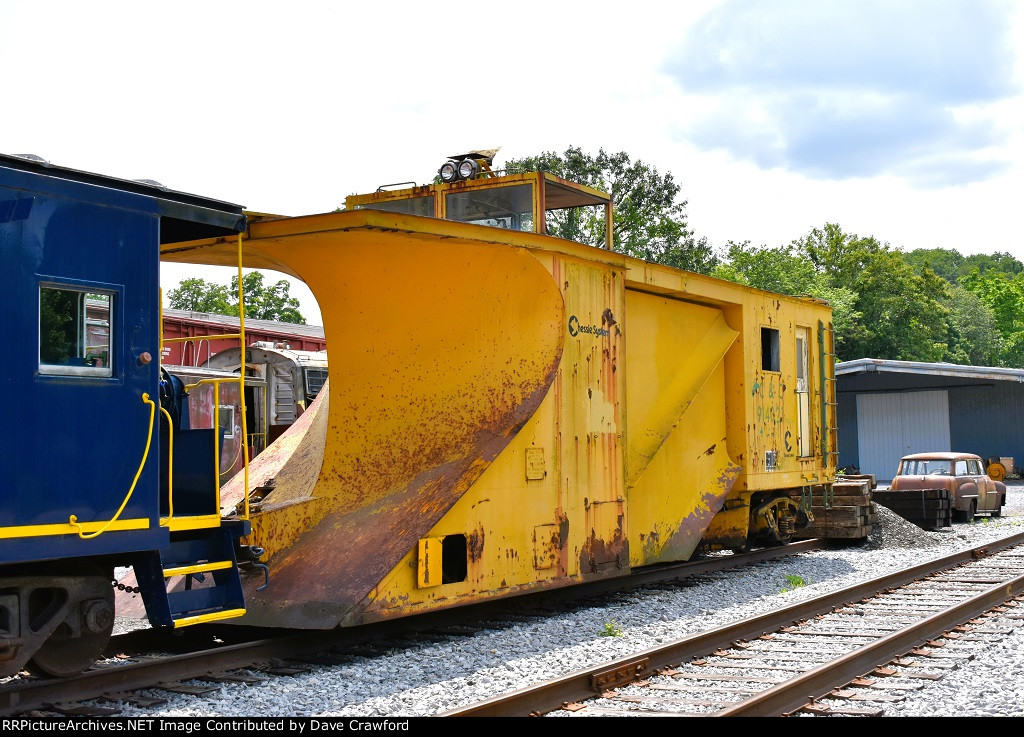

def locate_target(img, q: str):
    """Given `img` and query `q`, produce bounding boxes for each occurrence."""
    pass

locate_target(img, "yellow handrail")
[180,376,250,516]
[156,233,252,525]
[159,406,174,522]
[163,333,244,343]
[220,434,243,476]
[237,233,250,521]
[214,381,221,485]
[69,393,156,539]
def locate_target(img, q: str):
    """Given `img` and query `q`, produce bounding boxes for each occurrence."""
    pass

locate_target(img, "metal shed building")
[836,358,1024,481]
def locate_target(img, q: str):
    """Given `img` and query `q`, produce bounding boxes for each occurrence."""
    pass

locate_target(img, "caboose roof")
[0,152,246,243]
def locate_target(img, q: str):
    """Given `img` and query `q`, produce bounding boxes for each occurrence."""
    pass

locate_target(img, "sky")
[3,0,1023,327]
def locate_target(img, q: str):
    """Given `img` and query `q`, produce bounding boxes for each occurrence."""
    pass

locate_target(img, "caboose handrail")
[181,376,249,519]
[68,393,156,539]
[163,333,244,342]
[159,406,175,522]
[236,233,250,521]
[220,436,243,476]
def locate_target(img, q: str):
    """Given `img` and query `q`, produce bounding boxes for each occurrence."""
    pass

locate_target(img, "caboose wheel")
[26,575,115,678]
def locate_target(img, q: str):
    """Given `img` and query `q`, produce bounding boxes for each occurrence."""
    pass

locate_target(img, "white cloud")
[3,0,1024,328]
[664,0,1021,183]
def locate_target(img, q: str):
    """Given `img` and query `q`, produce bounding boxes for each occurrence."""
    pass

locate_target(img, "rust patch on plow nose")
[237,237,565,629]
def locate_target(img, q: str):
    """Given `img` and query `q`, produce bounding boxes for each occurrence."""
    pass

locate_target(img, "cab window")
[354,195,433,217]
[445,184,534,231]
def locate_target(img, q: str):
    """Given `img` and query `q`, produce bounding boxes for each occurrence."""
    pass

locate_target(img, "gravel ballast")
[101,481,1024,718]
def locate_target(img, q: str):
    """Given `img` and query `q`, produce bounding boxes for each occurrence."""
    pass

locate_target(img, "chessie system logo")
[567,315,610,338]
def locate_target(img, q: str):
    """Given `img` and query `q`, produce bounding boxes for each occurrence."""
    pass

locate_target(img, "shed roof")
[836,358,1024,384]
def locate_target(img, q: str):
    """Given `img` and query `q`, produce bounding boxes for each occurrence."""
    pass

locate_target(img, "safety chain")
[112,579,141,594]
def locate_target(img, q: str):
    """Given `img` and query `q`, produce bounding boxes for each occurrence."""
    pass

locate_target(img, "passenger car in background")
[890,452,1005,522]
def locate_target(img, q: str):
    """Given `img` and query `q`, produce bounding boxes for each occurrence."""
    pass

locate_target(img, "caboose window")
[304,367,328,397]
[218,405,236,439]
[39,286,113,377]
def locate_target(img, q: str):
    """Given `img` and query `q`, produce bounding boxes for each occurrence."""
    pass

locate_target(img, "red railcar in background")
[160,308,325,367]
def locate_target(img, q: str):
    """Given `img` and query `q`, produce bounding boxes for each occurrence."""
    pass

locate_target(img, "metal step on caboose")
[131,521,249,627]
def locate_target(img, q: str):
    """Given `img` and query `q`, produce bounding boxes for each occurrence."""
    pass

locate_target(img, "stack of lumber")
[837,473,876,490]
[790,479,875,540]
[871,488,951,530]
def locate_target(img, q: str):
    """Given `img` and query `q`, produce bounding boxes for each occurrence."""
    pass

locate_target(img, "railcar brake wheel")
[26,579,115,678]
[987,462,1006,482]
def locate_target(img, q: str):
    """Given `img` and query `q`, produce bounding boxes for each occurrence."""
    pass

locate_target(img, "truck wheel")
[988,462,1006,481]
[954,500,978,523]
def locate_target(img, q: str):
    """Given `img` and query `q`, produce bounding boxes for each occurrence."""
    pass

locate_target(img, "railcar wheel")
[26,576,115,678]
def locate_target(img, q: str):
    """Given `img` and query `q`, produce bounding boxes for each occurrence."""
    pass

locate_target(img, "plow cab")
[345,149,614,248]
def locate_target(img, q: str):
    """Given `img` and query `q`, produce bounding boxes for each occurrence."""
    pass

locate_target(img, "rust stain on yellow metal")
[350,248,631,622]
[619,260,834,554]
[169,213,565,628]
[417,537,442,588]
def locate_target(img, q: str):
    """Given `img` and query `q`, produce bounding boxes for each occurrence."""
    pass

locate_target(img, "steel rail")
[441,530,1024,717]
[0,539,824,716]
[716,570,1024,716]
[0,631,326,716]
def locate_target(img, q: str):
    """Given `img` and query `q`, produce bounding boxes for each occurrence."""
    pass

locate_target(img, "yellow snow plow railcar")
[156,151,838,629]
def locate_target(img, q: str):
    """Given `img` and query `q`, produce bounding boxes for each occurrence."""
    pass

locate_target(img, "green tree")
[166,277,231,314]
[904,248,1023,285]
[796,223,884,286]
[845,253,951,362]
[502,147,717,273]
[712,223,1023,366]
[229,272,306,324]
[961,268,1024,366]
[712,224,956,362]
[962,252,1024,280]
[792,227,952,362]
[712,239,864,359]
[711,240,818,295]
[167,273,306,324]
[903,247,965,284]
[941,285,1002,366]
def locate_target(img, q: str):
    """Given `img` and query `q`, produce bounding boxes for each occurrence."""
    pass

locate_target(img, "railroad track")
[1,541,822,717]
[442,530,1024,717]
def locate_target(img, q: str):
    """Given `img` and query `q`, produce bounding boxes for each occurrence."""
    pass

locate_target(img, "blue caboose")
[0,153,256,677]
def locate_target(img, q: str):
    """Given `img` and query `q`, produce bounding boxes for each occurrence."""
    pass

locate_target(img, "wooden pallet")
[872,488,951,530]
